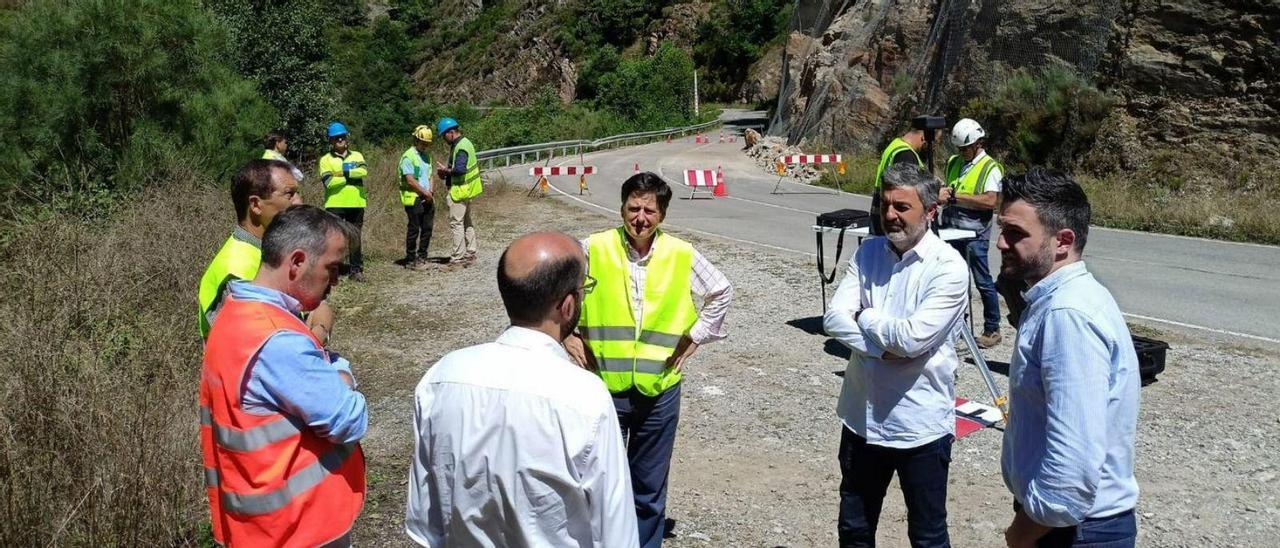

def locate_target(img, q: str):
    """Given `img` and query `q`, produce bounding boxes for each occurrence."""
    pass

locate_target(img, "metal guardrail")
[474,119,723,171]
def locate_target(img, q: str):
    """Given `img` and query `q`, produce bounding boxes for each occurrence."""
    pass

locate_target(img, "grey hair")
[881,162,940,207]
[261,205,357,267]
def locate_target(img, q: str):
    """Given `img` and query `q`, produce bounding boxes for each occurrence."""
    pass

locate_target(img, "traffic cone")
[666,134,672,144]
[633,163,639,174]
[719,131,725,143]
[713,165,728,197]
[579,174,589,195]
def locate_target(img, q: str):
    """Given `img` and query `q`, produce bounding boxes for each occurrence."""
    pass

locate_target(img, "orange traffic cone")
[633,163,639,174]
[713,166,728,197]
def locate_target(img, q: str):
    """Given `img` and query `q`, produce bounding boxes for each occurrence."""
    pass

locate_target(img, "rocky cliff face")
[769,0,1279,171]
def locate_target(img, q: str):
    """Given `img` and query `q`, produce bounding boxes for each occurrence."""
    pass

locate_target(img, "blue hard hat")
[327,121,349,138]
[436,117,459,136]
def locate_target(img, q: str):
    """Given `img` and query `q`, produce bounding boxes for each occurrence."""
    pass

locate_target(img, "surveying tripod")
[915,115,1009,420]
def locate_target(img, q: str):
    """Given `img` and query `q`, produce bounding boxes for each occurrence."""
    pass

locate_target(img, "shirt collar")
[227,279,303,316]
[624,228,662,262]
[496,326,572,362]
[232,225,262,249]
[1025,261,1089,305]
[966,149,988,167]
[888,228,944,262]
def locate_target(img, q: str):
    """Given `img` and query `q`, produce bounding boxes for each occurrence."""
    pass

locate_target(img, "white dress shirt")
[823,230,969,448]
[579,231,733,345]
[406,327,639,547]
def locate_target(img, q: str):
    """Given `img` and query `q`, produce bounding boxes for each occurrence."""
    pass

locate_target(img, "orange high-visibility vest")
[200,296,365,547]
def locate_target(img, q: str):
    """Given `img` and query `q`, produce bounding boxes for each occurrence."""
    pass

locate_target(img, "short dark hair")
[497,249,584,326]
[231,159,292,222]
[620,172,673,214]
[263,131,287,150]
[1001,167,1091,252]
[261,205,354,268]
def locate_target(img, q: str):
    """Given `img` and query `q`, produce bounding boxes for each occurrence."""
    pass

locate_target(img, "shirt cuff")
[330,354,356,388]
[689,322,725,346]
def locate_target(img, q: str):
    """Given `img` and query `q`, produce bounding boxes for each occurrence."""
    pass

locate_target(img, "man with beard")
[996,169,1140,548]
[823,163,969,548]
[406,232,638,547]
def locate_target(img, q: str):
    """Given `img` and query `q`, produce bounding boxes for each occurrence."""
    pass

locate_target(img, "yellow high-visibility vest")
[874,138,923,189]
[197,228,261,339]
[447,137,483,202]
[945,153,1002,196]
[580,228,697,396]
[319,150,368,208]
[399,147,430,206]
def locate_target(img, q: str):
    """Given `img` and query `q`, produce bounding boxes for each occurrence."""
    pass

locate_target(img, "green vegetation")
[694,0,793,100]
[0,0,275,212]
[963,64,1116,171]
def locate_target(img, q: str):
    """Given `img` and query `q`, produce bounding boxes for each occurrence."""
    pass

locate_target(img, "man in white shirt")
[405,231,638,547]
[823,163,969,548]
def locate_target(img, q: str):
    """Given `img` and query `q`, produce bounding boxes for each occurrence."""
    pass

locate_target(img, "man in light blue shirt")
[996,169,1140,548]
[824,163,969,548]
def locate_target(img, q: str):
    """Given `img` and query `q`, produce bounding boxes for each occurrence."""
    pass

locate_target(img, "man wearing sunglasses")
[320,121,369,282]
[564,172,734,548]
[406,232,637,547]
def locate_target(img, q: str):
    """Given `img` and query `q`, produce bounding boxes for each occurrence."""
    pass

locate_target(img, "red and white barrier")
[683,169,717,188]
[682,166,727,198]
[529,165,596,177]
[527,165,595,196]
[778,154,842,165]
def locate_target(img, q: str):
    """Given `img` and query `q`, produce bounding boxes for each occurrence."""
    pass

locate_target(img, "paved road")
[491,111,1280,344]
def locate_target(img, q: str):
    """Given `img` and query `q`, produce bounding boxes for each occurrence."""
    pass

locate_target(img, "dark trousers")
[613,384,681,548]
[950,237,1000,334]
[1017,504,1137,548]
[327,207,364,273]
[404,198,435,261]
[838,428,953,548]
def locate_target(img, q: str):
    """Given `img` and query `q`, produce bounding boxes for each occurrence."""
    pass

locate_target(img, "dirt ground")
[330,184,1280,547]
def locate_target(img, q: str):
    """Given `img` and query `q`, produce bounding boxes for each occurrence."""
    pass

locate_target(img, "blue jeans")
[951,237,999,334]
[614,384,682,548]
[838,428,953,548]
[1017,504,1137,548]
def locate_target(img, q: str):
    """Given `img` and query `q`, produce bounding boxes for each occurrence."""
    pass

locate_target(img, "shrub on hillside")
[596,42,696,129]
[0,0,276,212]
[963,64,1115,171]
[695,0,793,100]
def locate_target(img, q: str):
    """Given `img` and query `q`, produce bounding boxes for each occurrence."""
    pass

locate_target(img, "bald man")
[406,232,638,547]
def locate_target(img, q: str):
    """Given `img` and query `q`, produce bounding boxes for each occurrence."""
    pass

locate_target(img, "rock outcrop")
[769,0,1280,170]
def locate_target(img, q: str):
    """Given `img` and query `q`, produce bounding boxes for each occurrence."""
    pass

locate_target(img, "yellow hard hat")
[413,125,433,143]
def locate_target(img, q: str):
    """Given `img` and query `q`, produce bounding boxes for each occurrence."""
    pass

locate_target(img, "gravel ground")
[329,184,1280,547]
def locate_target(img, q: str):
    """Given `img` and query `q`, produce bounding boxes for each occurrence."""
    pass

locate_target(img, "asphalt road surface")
[490,111,1280,344]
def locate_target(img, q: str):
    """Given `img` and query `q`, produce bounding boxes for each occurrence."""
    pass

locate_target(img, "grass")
[0,144,462,544]
[816,152,1280,245]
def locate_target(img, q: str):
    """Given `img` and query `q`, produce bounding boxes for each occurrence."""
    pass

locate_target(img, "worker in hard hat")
[319,121,369,281]
[261,130,305,184]
[434,117,482,266]
[400,126,436,269]
[871,123,928,234]
[197,158,333,345]
[940,118,1004,348]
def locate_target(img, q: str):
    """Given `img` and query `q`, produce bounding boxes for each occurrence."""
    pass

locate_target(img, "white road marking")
[1121,313,1280,345]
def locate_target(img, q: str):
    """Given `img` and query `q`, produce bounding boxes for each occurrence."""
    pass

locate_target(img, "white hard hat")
[951,118,985,148]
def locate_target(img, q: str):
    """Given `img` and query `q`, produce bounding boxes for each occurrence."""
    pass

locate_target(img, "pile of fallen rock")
[741,129,820,183]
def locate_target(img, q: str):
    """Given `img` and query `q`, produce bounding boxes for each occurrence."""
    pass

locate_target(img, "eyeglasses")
[579,274,597,295]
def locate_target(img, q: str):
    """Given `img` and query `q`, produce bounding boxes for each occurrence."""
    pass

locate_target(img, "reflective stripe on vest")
[320,150,369,208]
[448,137,483,202]
[197,230,261,339]
[945,154,1002,196]
[874,138,924,189]
[580,228,697,397]
[400,147,429,206]
[200,296,365,545]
